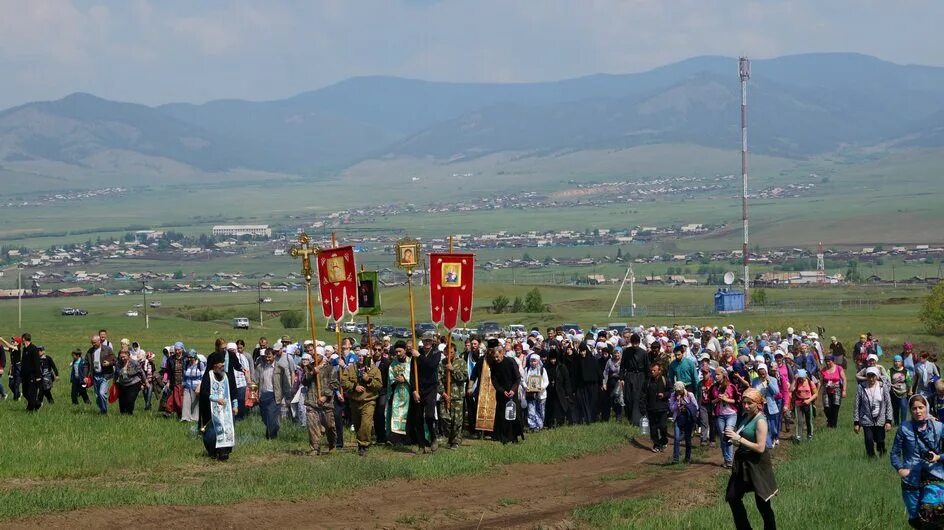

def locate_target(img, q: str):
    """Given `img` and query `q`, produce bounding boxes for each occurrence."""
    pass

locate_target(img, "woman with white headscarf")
[524,353,549,431]
[854,366,893,458]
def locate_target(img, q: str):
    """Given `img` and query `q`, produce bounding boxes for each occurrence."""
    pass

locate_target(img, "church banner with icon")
[356,270,382,316]
[428,252,474,330]
[316,245,358,321]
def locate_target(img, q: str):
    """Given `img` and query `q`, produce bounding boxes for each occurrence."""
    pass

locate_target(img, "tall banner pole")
[396,237,421,394]
[445,236,454,410]
[331,232,342,350]
[291,233,321,395]
[407,269,419,393]
[361,264,373,352]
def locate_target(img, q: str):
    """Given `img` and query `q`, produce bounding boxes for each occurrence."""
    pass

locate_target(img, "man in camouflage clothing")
[438,343,469,449]
[303,352,338,455]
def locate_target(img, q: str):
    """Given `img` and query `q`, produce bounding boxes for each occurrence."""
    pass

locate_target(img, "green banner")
[357,270,382,316]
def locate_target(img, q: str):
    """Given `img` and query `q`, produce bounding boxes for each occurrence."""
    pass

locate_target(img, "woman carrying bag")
[724,388,778,530]
[854,366,894,458]
[891,394,944,528]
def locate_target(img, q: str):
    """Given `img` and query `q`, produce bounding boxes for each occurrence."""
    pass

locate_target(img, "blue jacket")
[891,419,944,487]
[751,376,780,415]
[69,358,89,384]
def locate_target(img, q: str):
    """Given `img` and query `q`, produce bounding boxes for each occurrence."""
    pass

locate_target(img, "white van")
[233,317,250,329]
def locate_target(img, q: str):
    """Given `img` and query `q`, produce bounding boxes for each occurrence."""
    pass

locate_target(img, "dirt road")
[8,436,722,529]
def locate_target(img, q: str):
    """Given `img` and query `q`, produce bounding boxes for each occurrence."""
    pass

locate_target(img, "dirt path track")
[8,437,721,529]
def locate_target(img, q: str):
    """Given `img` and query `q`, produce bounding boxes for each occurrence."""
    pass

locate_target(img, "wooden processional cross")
[290,233,321,393]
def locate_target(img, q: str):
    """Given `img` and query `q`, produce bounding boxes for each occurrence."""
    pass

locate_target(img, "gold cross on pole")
[290,232,322,392]
[290,233,318,283]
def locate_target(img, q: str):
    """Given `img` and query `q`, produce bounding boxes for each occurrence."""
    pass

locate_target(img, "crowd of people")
[1,324,940,528]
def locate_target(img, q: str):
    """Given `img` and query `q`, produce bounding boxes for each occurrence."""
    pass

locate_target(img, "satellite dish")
[723,272,736,285]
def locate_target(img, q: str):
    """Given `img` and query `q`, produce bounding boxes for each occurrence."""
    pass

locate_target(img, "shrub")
[280,310,304,328]
[920,282,944,335]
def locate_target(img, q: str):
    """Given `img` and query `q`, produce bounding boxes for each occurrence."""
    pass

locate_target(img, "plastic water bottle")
[640,416,650,436]
[505,400,517,421]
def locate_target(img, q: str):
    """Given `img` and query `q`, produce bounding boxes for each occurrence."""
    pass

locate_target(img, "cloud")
[0,0,941,109]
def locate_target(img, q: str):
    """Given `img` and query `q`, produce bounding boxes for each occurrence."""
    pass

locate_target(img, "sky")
[0,0,942,109]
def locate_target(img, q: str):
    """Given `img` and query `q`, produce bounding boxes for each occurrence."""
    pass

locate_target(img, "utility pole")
[17,265,22,329]
[739,56,751,306]
[142,281,149,329]
[258,281,263,328]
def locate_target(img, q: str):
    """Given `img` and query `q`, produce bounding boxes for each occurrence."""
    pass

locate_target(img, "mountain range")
[1,52,942,183]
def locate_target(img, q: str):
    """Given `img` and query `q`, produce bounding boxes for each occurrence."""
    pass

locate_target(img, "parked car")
[325,321,338,332]
[479,321,501,337]
[125,310,139,317]
[451,327,475,342]
[506,324,526,336]
[413,322,437,338]
[149,300,162,308]
[392,327,412,339]
[341,321,359,333]
[260,297,272,303]
[233,317,250,329]
[560,323,582,334]
[607,323,629,334]
[61,307,88,316]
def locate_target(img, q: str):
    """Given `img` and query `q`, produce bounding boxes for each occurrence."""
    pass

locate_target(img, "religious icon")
[395,239,420,269]
[400,247,416,266]
[358,279,375,308]
[442,262,461,287]
[325,255,346,283]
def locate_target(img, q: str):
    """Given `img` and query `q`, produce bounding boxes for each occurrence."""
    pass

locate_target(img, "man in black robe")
[199,352,237,461]
[544,349,572,428]
[620,333,650,426]
[19,333,42,412]
[409,332,442,452]
[489,339,524,444]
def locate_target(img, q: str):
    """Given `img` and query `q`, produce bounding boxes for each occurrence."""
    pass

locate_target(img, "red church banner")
[316,245,358,321]
[429,253,474,330]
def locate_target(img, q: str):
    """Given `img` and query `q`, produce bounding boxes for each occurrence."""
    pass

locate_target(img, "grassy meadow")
[0,282,940,523]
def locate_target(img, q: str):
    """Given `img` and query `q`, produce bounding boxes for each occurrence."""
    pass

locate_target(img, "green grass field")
[0,271,941,524]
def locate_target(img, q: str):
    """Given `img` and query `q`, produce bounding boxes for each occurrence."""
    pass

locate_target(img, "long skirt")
[527,397,546,430]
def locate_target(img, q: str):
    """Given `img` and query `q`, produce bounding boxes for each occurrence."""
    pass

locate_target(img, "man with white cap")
[751,363,781,449]
[852,366,892,457]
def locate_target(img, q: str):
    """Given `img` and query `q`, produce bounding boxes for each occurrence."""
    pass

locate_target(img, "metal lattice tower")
[817,241,826,284]
[739,57,751,304]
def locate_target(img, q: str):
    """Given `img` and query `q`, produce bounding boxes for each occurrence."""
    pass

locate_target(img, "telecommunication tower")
[739,57,751,304]
[816,241,826,284]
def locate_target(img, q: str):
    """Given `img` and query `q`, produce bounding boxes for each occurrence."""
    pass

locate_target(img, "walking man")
[340,351,382,456]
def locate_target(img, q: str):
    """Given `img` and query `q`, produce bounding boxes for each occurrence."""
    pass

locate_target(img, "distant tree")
[280,310,304,328]
[543,256,553,265]
[522,252,532,262]
[921,282,944,335]
[616,248,623,260]
[845,260,862,283]
[524,288,546,313]
[173,270,184,280]
[751,288,768,306]
[491,295,510,314]
[511,296,524,313]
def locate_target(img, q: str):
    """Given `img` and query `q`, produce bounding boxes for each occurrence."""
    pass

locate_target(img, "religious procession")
[2,234,941,528]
